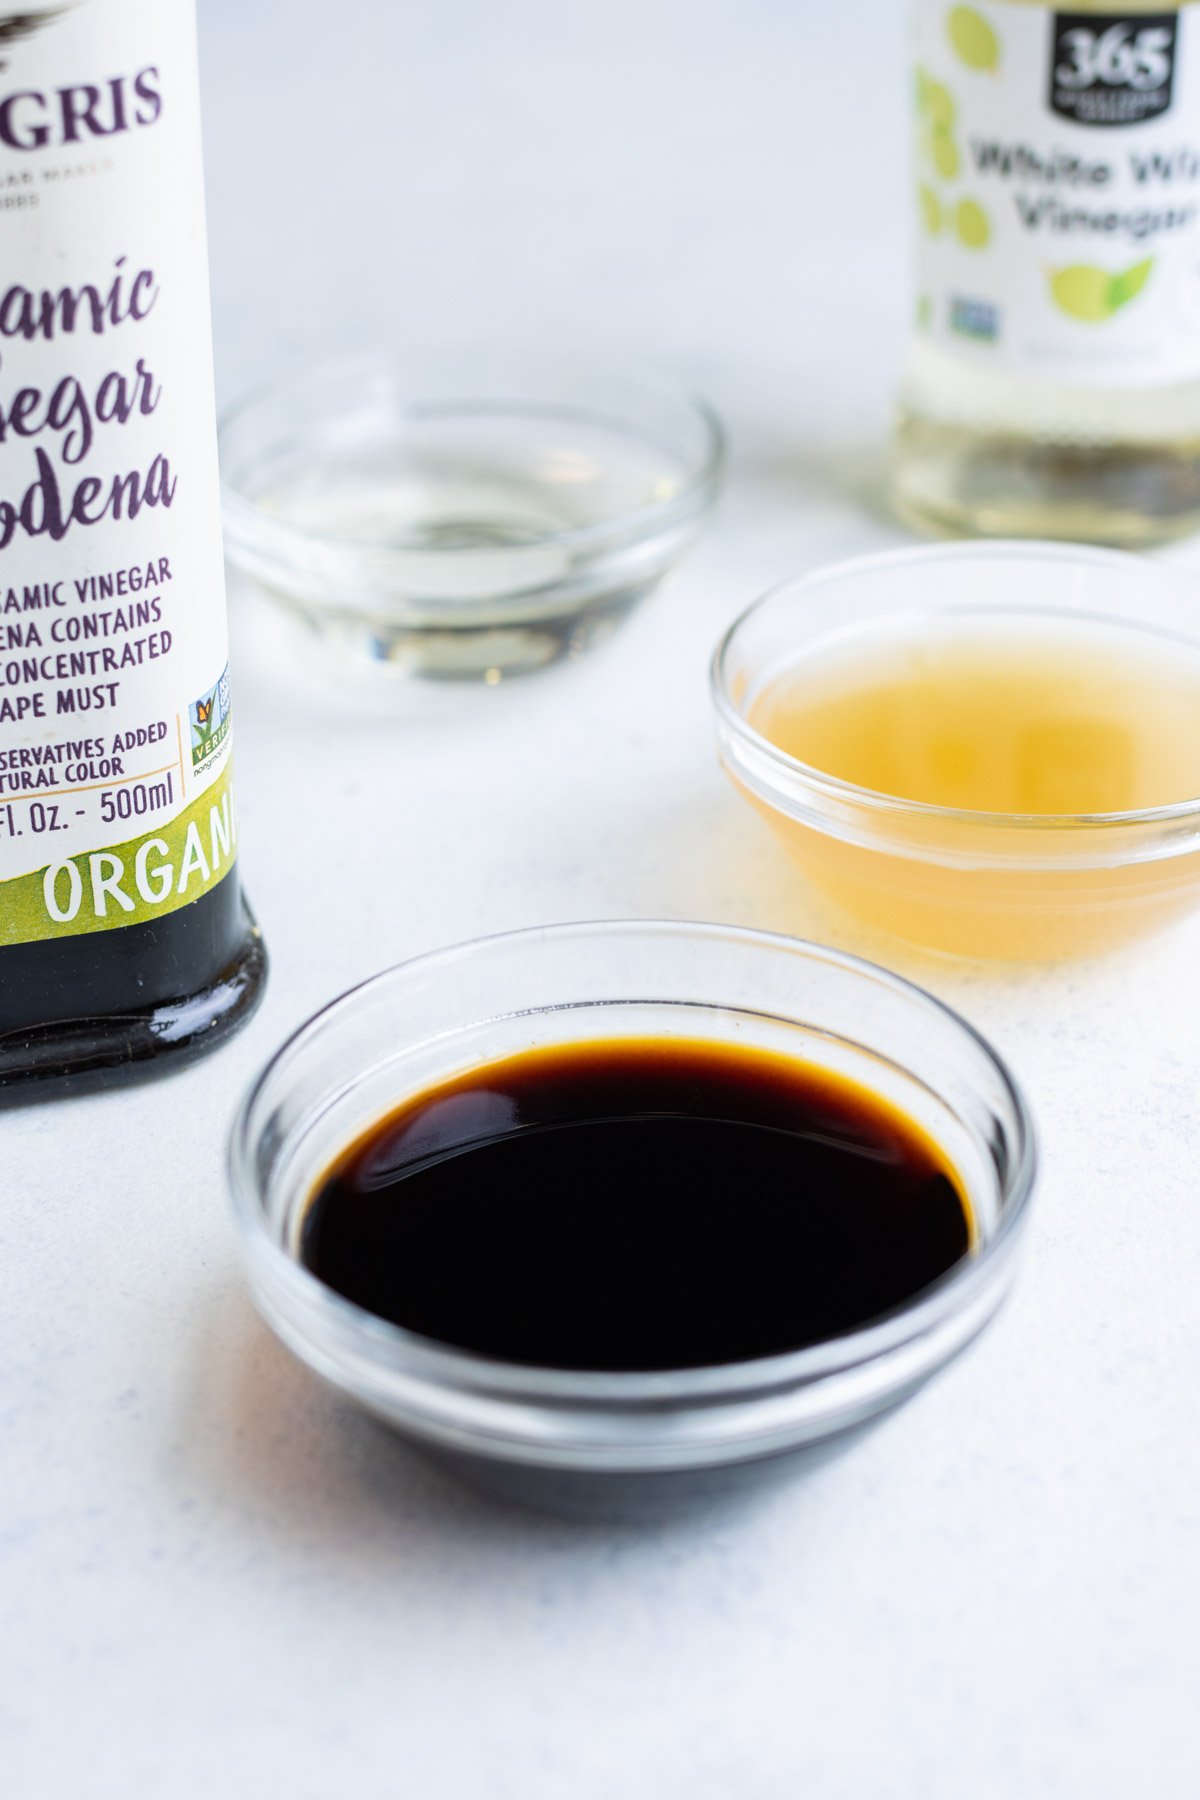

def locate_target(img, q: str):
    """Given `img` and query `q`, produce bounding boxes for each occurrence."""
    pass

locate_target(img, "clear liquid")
[244,410,698,677]
[254,414,686,599]
[894,0,1200,546]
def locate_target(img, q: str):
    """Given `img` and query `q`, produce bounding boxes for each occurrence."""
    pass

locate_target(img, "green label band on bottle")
[0,762,237,945]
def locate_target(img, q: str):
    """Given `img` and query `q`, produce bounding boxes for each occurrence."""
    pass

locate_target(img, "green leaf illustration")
[1108,258,1154,309]
[947,6,1000,73]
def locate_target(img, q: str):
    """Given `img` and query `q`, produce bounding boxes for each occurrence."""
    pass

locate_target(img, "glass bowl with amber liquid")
[712,544,1200,961]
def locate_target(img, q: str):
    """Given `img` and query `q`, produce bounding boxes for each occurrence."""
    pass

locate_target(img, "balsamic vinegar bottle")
[895,1,1200,545]
[0,0,266,1100]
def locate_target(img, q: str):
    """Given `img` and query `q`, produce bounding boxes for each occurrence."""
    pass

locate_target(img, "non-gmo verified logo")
[950,296,999,344]
[190,666,231,770]
[1050,13,1179,127]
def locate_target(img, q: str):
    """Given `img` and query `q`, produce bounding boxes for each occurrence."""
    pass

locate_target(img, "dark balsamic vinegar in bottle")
[0,0,266,1101]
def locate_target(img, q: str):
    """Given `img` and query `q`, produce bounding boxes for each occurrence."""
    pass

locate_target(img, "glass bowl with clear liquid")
[219,353,724,678]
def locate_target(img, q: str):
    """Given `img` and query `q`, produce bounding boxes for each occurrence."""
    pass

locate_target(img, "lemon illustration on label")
[920,184,944,235]
[1050,259,1155,322]
[923,76,956,129]
[916,67,956,128]
[931,126,960,180]
[915,66,962,184]
[947,6,1000,74]
[955,198,990,249]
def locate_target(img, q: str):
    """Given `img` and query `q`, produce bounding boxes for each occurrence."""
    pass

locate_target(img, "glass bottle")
[0,0,266,1101]
[894,1,1200,544]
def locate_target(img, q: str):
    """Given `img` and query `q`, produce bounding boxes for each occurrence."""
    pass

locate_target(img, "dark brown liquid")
[300,1038,972,1371]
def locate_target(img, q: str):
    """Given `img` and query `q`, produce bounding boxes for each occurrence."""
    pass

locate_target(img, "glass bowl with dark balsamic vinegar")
[229,922,1036,1516]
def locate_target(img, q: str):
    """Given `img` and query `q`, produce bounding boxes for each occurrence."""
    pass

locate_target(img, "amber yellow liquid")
[744,620,1200,958]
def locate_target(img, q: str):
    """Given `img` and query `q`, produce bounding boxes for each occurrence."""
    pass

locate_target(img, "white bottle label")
[913,3,1200,385]
[0,0,237,946]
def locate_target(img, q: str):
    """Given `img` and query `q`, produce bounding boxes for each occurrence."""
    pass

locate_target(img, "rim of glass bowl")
[712,540,1200,835]
[227,920,1037,1424]
[219,351,727,568]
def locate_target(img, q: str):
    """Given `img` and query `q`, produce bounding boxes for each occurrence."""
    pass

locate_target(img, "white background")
[4,2,1199,1795]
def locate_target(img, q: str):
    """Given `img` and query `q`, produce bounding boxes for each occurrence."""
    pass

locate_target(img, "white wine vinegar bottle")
[0,0,266,1099]
[894,2,1200,543]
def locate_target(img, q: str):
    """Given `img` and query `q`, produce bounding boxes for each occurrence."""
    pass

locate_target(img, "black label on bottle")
[1049,13,1178,126]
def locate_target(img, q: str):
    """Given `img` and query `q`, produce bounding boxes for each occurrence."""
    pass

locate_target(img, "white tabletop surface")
[5,1,1199,1794]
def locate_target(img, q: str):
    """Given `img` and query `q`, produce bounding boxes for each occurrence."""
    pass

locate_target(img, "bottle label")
[913,3,1200,385]
[0,0,238,946]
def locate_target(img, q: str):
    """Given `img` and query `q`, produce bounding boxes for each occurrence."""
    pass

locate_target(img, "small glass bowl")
[712,543,1200,961]
[219,352,724,680]
[228,921,1035,1516]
